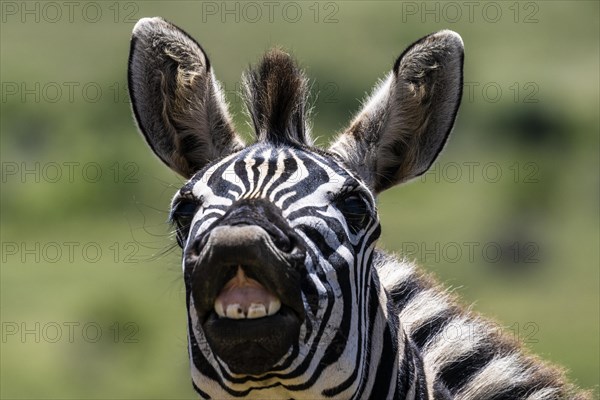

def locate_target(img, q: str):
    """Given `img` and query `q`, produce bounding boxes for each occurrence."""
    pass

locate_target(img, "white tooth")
[247,303,267,319]
[267,298,281,316]
[226,304,245,319]
[214,300,226,318]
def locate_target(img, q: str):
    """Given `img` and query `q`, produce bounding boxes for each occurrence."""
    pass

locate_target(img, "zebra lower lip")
[202,305,302,375]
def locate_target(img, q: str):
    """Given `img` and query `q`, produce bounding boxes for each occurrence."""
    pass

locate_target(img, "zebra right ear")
[128,17,244,178]
[329,30,464,193]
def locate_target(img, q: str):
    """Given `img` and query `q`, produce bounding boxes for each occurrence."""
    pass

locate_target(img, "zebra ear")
[128,17,244,178]
[329,30,464,193]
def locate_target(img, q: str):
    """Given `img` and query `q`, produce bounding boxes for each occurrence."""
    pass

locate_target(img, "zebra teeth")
[247,303,267,319]
[267,298,281,316]
[225,304,245,319]
[214,300,226,318]
[214,299,282,319]
[213,266,284,320]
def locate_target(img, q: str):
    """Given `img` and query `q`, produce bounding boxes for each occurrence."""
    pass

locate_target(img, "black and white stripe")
[179,145,384,398]
[127,17,589,399]
[175,145,582,399]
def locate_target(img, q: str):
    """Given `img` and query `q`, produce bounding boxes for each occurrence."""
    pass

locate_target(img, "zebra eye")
[171,200,198,246]
[338,194,370,234]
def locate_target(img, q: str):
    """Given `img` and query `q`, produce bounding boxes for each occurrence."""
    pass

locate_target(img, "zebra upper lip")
[189,225,306,324]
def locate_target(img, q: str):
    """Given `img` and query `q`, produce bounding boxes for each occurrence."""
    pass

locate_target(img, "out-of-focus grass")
[1,1,598,398]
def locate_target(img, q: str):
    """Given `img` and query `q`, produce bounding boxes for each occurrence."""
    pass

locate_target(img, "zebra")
[127,17,589,400]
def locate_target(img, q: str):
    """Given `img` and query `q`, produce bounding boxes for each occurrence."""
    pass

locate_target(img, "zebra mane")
[242,49,312,146]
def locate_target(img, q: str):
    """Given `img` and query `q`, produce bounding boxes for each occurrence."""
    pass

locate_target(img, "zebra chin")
[186,223,307,375]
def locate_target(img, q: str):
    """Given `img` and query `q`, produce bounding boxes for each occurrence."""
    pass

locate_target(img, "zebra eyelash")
[169,198,201,246]
[331,182,364,201]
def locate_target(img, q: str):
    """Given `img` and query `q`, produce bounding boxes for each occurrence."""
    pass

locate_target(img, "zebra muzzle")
[187,224,306,375]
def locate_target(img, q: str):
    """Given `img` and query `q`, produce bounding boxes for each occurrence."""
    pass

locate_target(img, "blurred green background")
[1,1,598,398]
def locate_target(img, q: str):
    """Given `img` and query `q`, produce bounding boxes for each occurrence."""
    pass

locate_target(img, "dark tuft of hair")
[242,49,311,146]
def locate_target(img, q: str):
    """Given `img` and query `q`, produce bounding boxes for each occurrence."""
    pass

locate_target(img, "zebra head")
[128,17,463,398]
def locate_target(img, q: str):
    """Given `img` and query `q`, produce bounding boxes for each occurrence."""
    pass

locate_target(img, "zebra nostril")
[187,234,209,258]
[273,235,292,253]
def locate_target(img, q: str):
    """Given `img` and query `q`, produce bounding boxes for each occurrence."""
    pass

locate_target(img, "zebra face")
[172,144,379,377]
[129,17,463,397]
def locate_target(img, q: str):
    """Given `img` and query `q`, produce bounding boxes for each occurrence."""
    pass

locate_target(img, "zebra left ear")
[128,17,244,178]
[329,30,464,193]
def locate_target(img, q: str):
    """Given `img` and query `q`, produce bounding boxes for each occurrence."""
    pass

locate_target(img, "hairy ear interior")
[128,17,243,178]
[329,30,464,193]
